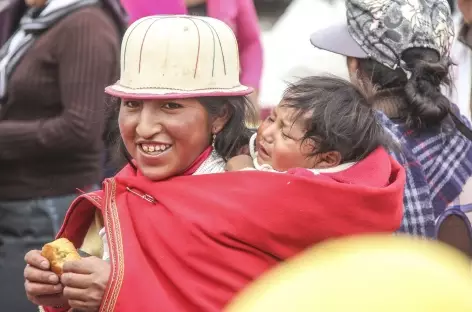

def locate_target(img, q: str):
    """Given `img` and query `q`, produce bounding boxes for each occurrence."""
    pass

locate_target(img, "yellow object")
[225,235,472,312]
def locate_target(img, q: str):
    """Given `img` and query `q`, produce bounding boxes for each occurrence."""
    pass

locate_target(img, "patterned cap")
[311,0,454,74]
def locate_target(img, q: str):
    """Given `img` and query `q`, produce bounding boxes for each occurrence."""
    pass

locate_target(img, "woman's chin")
[138,164,176,181]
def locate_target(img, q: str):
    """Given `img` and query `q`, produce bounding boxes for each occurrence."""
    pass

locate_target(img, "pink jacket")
[120,0,263,89]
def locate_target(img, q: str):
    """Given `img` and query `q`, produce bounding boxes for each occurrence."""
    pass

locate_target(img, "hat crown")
[347,0,454,70]
[116,15,244,96]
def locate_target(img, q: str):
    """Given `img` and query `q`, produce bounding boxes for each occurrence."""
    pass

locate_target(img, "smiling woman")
[22,15,257,312]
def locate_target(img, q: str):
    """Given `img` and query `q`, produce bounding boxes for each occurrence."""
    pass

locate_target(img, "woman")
[119,0,263,110]
[310,0,472,237]
[23,16,404,312]
[0,0,124,310]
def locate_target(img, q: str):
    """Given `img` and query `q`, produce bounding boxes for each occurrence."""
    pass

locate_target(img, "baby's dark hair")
[281,75,394,163]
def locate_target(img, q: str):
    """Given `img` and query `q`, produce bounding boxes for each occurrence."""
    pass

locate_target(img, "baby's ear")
[316,151,342,168]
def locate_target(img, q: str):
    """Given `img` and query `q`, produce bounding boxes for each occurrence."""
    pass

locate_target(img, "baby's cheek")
[272,150,299,172]
[270,153,286,171]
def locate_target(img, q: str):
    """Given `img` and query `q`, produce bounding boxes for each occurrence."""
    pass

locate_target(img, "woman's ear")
[211,105,230,134]
[346,57,360,82]
[313,151,342,169]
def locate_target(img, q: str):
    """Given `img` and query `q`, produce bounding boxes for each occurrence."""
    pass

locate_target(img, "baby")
[226,76,392,174]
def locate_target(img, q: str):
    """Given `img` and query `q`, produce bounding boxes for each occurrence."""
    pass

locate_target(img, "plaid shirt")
[377,110,472,237]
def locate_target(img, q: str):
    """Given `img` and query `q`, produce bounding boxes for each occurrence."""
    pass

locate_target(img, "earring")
[212,133,216,149]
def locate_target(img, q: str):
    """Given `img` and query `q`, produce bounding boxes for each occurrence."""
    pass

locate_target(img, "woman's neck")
[371,89,408,120]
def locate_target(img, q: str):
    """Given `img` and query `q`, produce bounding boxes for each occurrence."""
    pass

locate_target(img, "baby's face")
[256,105,317,171]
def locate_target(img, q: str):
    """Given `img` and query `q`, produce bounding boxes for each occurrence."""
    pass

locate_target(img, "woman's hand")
[61,256,111,312]
[226,155,255,171]
[24,250,68,308]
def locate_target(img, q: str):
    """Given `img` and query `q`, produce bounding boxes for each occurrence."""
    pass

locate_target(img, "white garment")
[99,228,110,261]
[100,150,226,261]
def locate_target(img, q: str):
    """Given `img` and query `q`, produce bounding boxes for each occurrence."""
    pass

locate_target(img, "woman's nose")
[135,107,163,139]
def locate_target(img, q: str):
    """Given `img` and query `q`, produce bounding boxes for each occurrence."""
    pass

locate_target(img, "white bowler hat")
[105,15,253,99]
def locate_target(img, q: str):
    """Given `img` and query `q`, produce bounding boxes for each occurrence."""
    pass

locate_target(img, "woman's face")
[119,98,221,180]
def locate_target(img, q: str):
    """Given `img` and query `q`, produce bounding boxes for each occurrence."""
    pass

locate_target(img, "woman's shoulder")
[48,5,120,58]
[62,6,112,23]
[375,107,472,153]
[55,6,119,39]
[377,107,472,208]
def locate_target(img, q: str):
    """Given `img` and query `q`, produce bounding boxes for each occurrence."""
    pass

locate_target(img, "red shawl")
[47,147,404,312]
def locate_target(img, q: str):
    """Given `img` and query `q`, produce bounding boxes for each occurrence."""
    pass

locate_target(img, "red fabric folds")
[56,147,405,312]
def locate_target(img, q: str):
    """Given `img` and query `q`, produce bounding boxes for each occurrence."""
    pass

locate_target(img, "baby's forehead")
[272,105,311,136]
[275,103,312,125]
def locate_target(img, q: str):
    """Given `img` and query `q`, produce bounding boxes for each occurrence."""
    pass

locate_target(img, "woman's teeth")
[140,143,171,155]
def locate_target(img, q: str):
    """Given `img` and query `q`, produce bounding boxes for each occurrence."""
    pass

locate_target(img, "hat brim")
[310,23,368,59]
[105,82,253,99]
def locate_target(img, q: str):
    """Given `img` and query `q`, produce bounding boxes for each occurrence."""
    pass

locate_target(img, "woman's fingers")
[63,259,94,275]
[61,272,91,289]
[63,286,89,302]
[24,264,59,284]
[31,294,68,307]
[24,280,63,297]
[24,249,50,270]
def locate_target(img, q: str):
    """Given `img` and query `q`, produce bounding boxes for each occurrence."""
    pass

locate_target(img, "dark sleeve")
[0,13,119,160]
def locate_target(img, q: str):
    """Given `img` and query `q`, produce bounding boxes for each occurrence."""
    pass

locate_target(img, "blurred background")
[255,0,348,109]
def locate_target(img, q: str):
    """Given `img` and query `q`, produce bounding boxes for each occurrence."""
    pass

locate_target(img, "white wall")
[259,0,348,108]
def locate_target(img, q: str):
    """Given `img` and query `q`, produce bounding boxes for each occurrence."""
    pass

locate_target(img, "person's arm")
[0,13,119,161]
[225,155,255,171]
[235,0,263,93]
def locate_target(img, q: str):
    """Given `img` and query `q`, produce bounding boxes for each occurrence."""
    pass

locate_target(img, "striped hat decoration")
[105,15,252,99]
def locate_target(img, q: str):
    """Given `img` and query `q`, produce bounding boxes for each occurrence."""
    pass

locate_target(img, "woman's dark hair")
[281,75,395,163]
[199,96,256,159]
[357,48,453,129]
[104,95,256,172]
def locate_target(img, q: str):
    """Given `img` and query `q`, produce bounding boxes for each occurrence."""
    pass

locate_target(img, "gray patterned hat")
[310,0,454,75]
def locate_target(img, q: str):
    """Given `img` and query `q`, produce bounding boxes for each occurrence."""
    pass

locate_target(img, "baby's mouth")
[257,144,271,161]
